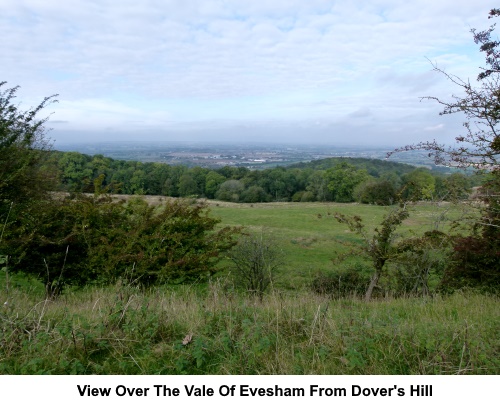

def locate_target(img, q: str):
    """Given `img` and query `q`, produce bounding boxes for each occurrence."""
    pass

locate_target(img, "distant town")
[55,141,444,171]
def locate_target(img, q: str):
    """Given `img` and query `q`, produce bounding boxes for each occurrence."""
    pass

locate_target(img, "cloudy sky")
[1,0,498,146]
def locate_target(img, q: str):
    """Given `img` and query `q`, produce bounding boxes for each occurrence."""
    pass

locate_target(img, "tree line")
[48,150,475,205]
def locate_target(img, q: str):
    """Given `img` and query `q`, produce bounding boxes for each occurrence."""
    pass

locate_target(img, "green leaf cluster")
[4,194,240,294]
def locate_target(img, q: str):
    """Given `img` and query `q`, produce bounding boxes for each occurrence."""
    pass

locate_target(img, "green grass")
[0,279,498,374]
[208,201,471,289]
[1,200,496,375]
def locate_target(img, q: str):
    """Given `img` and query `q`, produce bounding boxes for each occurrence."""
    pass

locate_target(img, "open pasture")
[205,200,471,289]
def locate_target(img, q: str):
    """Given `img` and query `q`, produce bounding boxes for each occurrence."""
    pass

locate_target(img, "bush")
[228,232,284,299]
[0,82,58,221]
[4,195,105,295]
[215,180,244,202]
[442,235,500,292]
[5,194,240,294]
[388,251,446,297]
[311,264,371,298]
[385,230,450,297]
[441,172,500,293]
[98,198,240,285]
[300,191,315,202]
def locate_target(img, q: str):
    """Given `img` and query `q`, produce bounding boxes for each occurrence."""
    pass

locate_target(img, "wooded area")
[49,149,475,205]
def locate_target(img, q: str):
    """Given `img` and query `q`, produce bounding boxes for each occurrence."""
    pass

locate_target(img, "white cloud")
[424,124,445,131]
[1,0,498,144]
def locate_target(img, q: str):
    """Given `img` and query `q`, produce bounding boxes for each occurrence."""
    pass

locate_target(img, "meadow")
[0,200,498,375]
[207,200,472,289]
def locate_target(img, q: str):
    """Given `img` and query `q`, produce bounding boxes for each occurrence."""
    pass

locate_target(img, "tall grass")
[1,201,496,375]
[1,276,498,374]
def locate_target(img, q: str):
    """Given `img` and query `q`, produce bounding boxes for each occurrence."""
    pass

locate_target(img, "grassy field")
[206,200,472,289]
[1,199,497,375]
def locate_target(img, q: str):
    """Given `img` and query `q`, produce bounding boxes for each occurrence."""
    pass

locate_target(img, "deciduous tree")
[389,10,500,291]
[0,82,58,218]
[334,205,409,301]
[326,162,370,203]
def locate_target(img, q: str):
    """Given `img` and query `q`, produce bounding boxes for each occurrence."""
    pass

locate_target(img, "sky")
[1,0,499,147]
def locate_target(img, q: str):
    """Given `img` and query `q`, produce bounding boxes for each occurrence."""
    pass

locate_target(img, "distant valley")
[55,141,446,171]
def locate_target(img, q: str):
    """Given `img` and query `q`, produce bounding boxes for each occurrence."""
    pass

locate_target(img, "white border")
[0,375,493,404]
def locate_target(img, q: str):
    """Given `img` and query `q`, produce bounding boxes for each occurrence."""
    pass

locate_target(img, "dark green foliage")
[0,82,58,219]
[442,172,500,292]
[97,198,240,285]
[57,152,94,192]
[178,174,200,197]
[6,194,126,295]
[390,230,450,296]
[443,235,500,291]
[289,157,416,176]
[0,82,60,295]
[354,180,396,205]
[400,169,436,201]
[205,171,226,198]
[326,162,370,202]
[241,186,269,203]
[311,265,371,297]
[52,150,454,205]
[442,173,471,201]
[5,194,240,293]
[215,180,244,202]
[291,190,315,202]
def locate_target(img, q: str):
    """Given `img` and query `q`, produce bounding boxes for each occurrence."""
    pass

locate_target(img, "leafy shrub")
[387,230,450,296]
[5,194,120,295]
[227,232,284,299]
[311,264,371,298]
[291,191,304,202]
[388,250,446,296]
[5,194,240,294]
[442,236,500,292]
[97,198,240,285]
[0,82,58,221]
[241,186,269,203]
[215,180,244,202]
[300,191,315,202]
[441,172,500,293]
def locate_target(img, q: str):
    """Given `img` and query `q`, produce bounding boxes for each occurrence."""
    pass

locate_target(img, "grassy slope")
[208,201,469,289]
[1,199,496,375]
